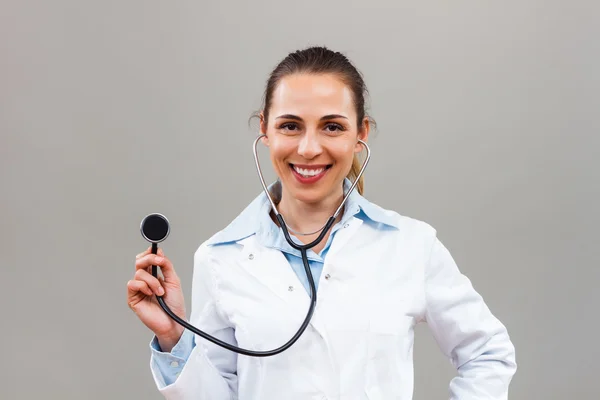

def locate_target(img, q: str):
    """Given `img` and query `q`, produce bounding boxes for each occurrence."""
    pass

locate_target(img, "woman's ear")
[355,117,370,153]
[259,112,269,146]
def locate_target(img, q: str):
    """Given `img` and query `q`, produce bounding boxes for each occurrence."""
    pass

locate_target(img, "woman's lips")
[289,164,331,184]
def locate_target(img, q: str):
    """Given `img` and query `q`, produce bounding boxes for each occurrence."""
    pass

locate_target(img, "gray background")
[2,0,598,399]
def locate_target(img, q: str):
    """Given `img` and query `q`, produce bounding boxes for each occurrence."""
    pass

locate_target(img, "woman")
[128,46,517,400]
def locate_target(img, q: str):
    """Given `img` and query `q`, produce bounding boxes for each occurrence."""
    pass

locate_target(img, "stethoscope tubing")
[150,135,370,357]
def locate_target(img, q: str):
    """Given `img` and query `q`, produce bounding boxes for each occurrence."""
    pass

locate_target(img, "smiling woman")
[128,46,517,400]
[255,54,374,251]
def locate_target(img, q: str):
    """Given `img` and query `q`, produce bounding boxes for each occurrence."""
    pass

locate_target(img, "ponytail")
[347,155,364,195]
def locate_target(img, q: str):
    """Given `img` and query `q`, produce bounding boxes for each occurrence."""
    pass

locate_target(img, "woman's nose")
[297,132,322,159]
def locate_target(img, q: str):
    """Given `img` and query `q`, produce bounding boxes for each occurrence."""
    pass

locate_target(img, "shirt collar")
[206,178,400,246]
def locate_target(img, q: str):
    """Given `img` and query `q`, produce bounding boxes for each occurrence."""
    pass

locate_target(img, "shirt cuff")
[149,329,195,387]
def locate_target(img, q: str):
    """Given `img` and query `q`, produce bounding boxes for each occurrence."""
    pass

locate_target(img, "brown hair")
[257,46,374,195]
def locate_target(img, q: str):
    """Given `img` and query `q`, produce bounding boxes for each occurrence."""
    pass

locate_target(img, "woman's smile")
[289,163,332,184]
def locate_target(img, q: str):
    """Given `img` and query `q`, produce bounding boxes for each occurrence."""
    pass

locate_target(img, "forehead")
[270,73,356,117]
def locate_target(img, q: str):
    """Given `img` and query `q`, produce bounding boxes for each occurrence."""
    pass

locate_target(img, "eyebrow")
[275,114,349,121]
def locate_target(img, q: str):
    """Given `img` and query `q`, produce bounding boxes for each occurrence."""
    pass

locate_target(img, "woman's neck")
[276,186,344,235]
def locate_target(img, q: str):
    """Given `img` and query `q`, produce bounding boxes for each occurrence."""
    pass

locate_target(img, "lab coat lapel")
[237,236,301,303]
[237,236,328,339]
[326,217,363,261]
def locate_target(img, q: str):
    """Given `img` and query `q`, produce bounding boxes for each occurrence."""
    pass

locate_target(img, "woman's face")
[260,73,369,205]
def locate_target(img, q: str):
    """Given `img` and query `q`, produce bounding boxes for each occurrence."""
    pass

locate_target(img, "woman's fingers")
[136,247,151,259]
[127,279,153,297]
[135,252,177,282]
[134,268,165,296]
[136,246,164,259]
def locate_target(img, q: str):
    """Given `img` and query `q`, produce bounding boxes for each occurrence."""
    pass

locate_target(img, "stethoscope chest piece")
[140,213,170,244]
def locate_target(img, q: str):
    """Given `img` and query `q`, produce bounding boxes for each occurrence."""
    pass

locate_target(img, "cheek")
[268,140,293,165]
[333,142,356,164]
[269,141,286,157]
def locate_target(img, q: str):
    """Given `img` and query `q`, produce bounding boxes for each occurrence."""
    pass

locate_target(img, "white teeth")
[293,166,325,177]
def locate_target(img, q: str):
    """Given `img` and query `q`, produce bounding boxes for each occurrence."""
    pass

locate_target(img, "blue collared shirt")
[150,178,399,386]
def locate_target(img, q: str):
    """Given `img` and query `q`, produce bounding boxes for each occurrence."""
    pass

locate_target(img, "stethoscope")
[139,134,370,357]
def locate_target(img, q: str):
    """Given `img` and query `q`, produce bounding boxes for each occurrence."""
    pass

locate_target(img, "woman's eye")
[325,123,344,132]
[280,123,299,131]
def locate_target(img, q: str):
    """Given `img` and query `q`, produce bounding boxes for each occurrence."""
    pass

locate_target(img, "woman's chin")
[287,185,340,206]
[279,174,344,205]
[288,189,323,204]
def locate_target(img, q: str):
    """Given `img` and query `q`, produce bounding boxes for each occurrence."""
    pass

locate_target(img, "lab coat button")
[325,274,331,280]
[343,223,349,228]
[248,253,254,260]
[288,286,294,291]
[170,361,179,368]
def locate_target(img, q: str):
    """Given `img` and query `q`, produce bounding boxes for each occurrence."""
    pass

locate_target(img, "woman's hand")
[127,246,186,352]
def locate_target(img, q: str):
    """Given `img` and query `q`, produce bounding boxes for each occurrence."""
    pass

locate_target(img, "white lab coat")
[150,212,516,400]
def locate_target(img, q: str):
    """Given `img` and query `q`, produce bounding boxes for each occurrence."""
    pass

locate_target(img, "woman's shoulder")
[356,196,438,238]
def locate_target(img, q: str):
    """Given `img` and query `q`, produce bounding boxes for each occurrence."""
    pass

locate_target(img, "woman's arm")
[150,243,238,400]
[150,328,195,387]
[424,237,517,399]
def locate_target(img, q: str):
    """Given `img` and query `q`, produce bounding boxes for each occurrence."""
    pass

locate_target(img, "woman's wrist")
[157,327,185,353]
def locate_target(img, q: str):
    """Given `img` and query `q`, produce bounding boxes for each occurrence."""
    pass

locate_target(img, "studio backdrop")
[2,1,598,399]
